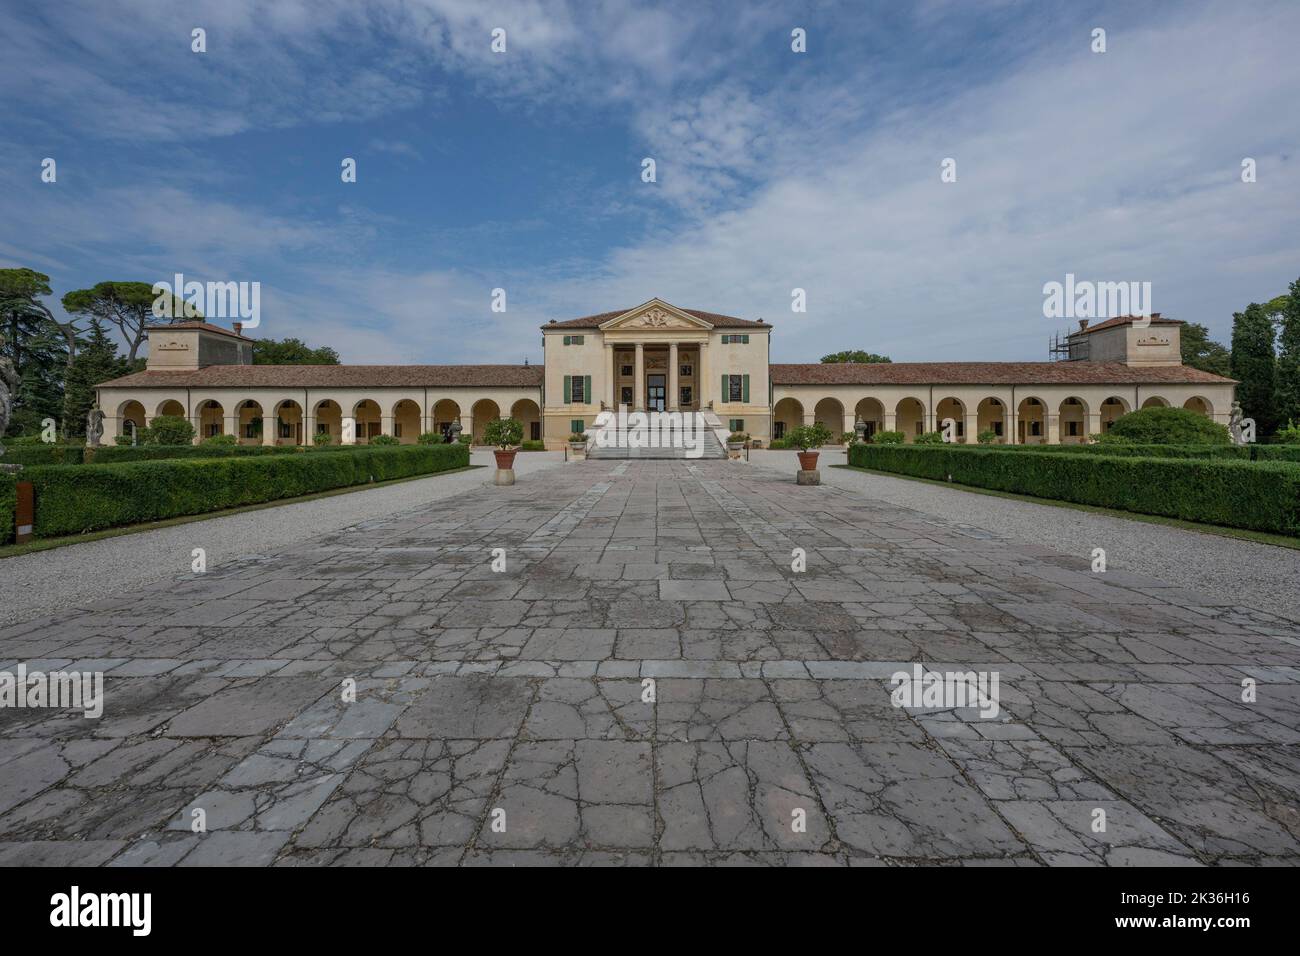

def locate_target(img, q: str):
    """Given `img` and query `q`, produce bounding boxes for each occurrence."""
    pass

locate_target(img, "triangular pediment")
[598,299,714,331]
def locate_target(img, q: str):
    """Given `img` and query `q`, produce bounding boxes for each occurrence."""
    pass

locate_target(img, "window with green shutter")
[729,418,745,432]
[563,375,572,403]
[742,373,750,403]
[570,419,585,434]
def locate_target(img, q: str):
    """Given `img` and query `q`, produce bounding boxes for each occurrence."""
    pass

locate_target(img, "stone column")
[1047,413,1060,445]
[605,342,615,408]
[262,415,276,446]
[381,414,394,438]
[964,412,979,444]
[225,415,239,441]
[668,342,679,411]
[633,341,645,411]
[884,412,897,433]
[698,341,710,409]
[460,414,474,444]
[842,411,855,443]
[1087,411,1102,440]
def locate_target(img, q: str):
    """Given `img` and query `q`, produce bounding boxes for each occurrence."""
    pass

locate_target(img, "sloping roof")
[771,362,1235,386]
[97,364,545,389]
[545,308,770,329]
[1071,314,1181,335]
[144,321,254,341]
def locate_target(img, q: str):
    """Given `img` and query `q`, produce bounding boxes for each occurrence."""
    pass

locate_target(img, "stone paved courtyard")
[2,459,1299,866]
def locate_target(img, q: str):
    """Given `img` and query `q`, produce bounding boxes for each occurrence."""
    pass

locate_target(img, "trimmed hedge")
[0,442,437,467]
[847,444,1300,536]
[22,444,469,538]
[0,473,15,545]
[939,442,1300,463]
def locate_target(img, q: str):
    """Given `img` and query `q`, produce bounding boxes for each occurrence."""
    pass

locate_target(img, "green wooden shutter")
[584,375,591,404]
[721,374,728,401]
[742,374,750,403]
[563,375,571,403]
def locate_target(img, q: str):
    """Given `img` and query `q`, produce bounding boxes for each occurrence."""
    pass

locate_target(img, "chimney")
[1077,319,1089,331]
[1149,312,1161,321]
[232,322,242,336]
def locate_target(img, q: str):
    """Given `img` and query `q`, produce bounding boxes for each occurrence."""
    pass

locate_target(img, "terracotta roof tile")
[770,362,1235,386]
[98,364,544,389]
[144,321,254,341]
[1071,314,1181,335]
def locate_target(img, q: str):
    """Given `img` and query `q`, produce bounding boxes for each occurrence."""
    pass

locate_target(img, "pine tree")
[1275,277,1300,430]
[62,318,128,440]
[1230,302,1278,437]
[0,270,67,437]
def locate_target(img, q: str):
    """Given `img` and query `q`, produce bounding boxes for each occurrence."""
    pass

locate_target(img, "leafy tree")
[788,422,834,449]
[1099,406,1230,445]
[0,269,68,436]
[252,337,340,365]
[1230,302,1279,436]
[141,414,195,446]
[62,318,130,441]
[1179,322,1232,377]
[1275,277,1300,430]
[484,418,523,449]
[820,350,892,364]
[61,281,187,364]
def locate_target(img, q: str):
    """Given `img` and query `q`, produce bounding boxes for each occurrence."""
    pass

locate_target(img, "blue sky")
[3,0,1298,365]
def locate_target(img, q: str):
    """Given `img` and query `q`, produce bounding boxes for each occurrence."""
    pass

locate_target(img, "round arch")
[977,397,1005,443]
[274,399,304,446]
[196,399,225,440]
[935,396,967,443]
[431,399,462,441]
[1100,395,1128,433]
[471,399,501,445]
[510,398,541,444]
[1183,395,1213,417]
[1016,396,1046,444]
[353,399,382,443]
[895,397,926,441]
[1058,396,1088,444]
[117,400,146,441]
[154,398,185,419]
[813,397,845,440]
[312,399,341,444]
[391,399,421,444]
[773,397,803,441]
[236,400,264,445]
[855,397,884,440]
[1141,395,1169,409]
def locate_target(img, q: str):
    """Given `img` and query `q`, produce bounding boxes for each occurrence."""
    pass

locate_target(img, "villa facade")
[96,298,1236,450]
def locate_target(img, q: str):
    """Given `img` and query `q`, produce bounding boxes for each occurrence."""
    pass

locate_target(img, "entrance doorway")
[647,375,666,412]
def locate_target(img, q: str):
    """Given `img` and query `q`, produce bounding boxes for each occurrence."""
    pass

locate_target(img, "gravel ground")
[747,448,1300,622]
[0,451,564,625]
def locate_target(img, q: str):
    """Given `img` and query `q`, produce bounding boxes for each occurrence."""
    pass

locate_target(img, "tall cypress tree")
[1230,302,1278,437]
[1276,277,1300,430]
[62,318,129,440]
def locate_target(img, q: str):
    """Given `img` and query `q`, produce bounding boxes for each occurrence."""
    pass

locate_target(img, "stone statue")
[446,420,463,444]
[854,417,868,443]
[1229,400,1245,445]
[0,331,20,459]
[86,403,105,448]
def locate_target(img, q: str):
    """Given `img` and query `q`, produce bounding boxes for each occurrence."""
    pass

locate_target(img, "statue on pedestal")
[1229,401,1245,446]
[446,420,463,444]
[86,403,105,448]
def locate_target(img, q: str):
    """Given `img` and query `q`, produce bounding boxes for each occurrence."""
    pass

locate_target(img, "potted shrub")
[484,417,524,480]
[789,422,833,473]
[568,430,588,459]
[726,431,748,459]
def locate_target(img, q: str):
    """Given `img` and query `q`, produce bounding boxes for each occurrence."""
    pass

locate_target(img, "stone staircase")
[587,409,729,460]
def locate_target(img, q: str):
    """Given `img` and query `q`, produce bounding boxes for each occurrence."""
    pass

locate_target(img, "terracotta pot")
[797,451,819,471]
[494,449,518,470]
